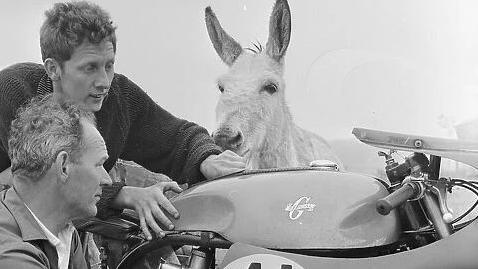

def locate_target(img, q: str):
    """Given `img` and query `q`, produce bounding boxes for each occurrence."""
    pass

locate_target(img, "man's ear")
[44,58,61,81]
[55,151,70,183]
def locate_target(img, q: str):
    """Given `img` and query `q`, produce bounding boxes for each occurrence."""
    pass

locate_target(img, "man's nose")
[100,168,113,185]
[95,68,110,90]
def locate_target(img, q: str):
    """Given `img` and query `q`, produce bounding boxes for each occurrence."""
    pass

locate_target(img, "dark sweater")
[0,63,222,217]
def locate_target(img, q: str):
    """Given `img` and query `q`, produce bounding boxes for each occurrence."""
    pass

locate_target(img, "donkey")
[205,0,344,170]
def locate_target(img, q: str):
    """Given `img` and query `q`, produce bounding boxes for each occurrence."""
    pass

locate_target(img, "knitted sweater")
[0,63,222,217]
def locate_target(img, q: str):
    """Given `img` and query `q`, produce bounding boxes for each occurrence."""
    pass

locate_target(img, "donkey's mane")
[244,41,263,54]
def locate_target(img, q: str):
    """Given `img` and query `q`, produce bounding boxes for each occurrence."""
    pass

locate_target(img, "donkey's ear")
[205,7,243,66]
[265,0,291,62]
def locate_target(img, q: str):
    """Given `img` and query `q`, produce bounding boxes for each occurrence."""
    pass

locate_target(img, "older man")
[0,96,122,268]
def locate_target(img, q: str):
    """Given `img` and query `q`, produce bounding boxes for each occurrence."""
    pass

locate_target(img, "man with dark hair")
[0,0,244,242]
[0,95,111,268]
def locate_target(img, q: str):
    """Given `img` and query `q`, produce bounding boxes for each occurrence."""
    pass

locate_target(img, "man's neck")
[51,83,64,104]
[13,176,70,236]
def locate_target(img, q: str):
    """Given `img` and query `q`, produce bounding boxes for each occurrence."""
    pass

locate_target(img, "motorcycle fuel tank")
[170,169,400,249]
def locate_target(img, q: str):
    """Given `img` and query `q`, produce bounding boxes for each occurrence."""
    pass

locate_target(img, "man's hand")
[200,150,246,180]
[113,181,183,240]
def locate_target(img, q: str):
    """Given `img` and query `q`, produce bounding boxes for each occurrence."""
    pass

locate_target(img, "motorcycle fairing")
[170,169,400,249]
[353,127,478,169]
[219,220,478,269]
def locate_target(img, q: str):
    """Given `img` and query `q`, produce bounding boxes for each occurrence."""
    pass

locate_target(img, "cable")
[448,179,478,225]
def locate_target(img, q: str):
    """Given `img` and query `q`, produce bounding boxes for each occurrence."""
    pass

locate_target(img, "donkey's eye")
[218,84,225,93]
[262,83,278,94]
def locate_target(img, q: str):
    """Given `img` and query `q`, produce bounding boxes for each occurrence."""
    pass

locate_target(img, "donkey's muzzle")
[212,128,244,151]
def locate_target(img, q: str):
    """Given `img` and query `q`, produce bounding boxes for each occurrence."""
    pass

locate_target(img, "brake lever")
[426,178,454,223]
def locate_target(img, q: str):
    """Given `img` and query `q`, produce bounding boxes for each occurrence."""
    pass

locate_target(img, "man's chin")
[81,204,98,218]
[88,101,103,112]
[86,207,98,218]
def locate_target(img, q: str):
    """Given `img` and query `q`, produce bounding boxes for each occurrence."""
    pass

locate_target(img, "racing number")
[224,254,303,269]
[248,263,292,269]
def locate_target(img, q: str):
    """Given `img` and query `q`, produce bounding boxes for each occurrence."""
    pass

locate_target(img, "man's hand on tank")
[200,150,246,180]
[114,182,183,240]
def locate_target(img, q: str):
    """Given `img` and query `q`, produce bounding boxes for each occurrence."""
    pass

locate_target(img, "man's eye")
[218,84,225,93]
[85,65,97,72]
[105,63,114,71]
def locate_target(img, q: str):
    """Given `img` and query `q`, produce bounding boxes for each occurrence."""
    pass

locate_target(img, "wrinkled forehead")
[218,52,283,85]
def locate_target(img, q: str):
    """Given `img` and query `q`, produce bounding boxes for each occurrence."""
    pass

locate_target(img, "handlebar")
[376,182,421,215]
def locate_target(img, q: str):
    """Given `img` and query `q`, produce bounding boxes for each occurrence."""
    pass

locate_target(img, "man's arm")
[0,64,37,186]
[0,102,14,187]
[104,76,244,239]
[0,91,16,188]
[117,75,223,185]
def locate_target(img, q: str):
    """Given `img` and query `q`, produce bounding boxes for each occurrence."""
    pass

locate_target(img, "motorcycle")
[77,127,478,269]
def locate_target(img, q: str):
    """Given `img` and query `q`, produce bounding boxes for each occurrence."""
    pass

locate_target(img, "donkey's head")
[205,0,291,157]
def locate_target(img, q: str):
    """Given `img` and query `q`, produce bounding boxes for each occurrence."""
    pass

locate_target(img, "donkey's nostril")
[213,132,229,149]
[229,131,243,148]
[213,130,243,150]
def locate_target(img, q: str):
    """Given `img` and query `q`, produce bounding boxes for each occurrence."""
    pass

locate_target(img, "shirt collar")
[2,187,74,245]
[24,200,76,269]
[1,188,47,241]
[24,203,63,247]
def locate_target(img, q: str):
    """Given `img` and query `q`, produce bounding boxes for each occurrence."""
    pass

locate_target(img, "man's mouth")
[90,92,108,99]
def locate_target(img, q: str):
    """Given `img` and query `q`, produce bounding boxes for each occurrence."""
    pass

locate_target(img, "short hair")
[8,95,96,179]
[40,1,117,64]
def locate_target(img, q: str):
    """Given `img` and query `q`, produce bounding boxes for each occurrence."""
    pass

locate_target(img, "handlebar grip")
[376,183,419,215]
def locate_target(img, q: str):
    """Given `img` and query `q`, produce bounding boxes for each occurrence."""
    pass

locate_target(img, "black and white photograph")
[1,0,478,268]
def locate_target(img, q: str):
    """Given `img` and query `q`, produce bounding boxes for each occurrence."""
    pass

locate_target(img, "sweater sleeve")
[0,150,9,174]
[96,181,126,219]
[118,77,222,185]
[0,65,34,173]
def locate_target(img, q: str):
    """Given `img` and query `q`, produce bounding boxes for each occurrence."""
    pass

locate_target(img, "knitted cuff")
[185,143,222,185]
[96,181,126,219]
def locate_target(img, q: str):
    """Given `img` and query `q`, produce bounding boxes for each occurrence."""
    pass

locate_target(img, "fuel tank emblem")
[285,196,316,220]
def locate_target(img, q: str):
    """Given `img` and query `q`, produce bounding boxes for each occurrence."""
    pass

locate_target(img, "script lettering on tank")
[285,196,316,220]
